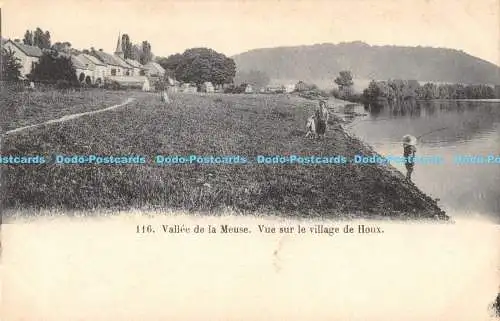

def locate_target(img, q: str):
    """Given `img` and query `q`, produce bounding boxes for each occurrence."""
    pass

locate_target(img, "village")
[2,33,305,95]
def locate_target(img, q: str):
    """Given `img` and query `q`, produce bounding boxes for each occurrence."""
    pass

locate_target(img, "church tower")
[114,32,124,58]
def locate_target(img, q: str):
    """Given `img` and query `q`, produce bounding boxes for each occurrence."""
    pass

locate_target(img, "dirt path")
[3,97,136,136]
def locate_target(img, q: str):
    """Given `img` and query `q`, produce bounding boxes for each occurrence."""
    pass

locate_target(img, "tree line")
[18,27,155,65]
[361,79,498,106]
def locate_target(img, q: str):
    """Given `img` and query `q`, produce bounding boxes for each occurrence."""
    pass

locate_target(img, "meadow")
[1,90,448,220]
[0,86,125,132]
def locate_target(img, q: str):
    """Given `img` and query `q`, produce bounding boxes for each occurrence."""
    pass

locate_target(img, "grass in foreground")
[2,92,447,220]
[0,87,127,132]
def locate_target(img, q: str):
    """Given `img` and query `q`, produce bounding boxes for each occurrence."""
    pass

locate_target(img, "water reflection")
[351,100,500,222]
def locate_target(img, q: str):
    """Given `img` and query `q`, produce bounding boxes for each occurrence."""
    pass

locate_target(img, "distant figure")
[319,100,329,122]
[160,90,170,103]
[305,109,327,140]
[142,79,150,92]
[29,82,35,90]
[402,135,417,181]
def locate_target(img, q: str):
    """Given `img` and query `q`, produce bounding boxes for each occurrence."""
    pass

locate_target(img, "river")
[342,100,500,223]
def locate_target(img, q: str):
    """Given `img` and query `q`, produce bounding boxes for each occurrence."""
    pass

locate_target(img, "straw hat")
[402,134,417,146]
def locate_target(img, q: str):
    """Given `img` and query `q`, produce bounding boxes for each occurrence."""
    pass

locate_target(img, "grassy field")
[2,91,448,220]
[0,87,126,132]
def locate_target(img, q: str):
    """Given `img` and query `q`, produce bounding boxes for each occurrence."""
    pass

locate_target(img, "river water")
[343,100,500,223]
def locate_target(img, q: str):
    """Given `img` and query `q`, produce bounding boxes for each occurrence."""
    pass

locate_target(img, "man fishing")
[402,135,417,181]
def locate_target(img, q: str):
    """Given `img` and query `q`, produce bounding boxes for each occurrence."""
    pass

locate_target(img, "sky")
[1,0,499,65]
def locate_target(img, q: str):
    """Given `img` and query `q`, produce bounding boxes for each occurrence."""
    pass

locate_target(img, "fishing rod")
[346,117,391,128]
[416,127,448,139]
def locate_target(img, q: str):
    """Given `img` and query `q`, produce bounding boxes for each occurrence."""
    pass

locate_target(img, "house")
[200,81,215,93]
[144,62,165,77]
[79,53,107,85]
[295,81,308,92]
[3,39,43,78]
[244,84,253,93]
[264,85,285,93]
[167,86,179,94]
[180,83,197,93]
[105,75,150,89]
[92,50,127,76]
[70,55,93,84]
[125,58,145,76]
[284,84,296,93]
[56,52,93,84]
[112,55,134,76]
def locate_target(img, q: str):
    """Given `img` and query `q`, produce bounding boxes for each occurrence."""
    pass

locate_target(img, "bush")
[345,93,364,103]
[330,88,340,98]
[104,81,123,91]
[223,85,234,94]
[56,79,71,90]
[154,79,168,92]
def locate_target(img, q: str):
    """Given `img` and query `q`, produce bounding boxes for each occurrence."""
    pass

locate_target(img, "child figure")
[402,135,417,181]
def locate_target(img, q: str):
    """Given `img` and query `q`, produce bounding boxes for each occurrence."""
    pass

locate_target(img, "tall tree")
[43,30,51,49]
[121,34,133,59]
[131,44,142,61]
[1,48,23,81]
[334,70,354,97]
[33,28,44,48]
[32,27,51,49]
[23,30,33,45]
[140,40,153,64]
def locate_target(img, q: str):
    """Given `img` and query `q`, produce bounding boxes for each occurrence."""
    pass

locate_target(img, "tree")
[131,44,142,61]
[157,48,236,86]
[157,53,183,75]
[52,42,72,53]
[362,80,382,104]
[23,30,33,45]
[121,34,133,59]
[1,48,23,81]
[32,27,51,49]
[140,41,153,64]
[334,70,354,97]
[44,31,51,49]
[29,51,78,85]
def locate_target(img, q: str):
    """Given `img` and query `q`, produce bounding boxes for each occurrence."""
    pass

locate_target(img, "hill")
[232,42,500,87]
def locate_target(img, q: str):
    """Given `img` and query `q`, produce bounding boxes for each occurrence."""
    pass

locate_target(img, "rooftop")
[6,40,43,57]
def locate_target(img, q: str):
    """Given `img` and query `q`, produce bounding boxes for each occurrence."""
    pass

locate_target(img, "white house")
[201,81,215,93]
[70,55,93,84]
[105,75,150,89]
[284,84,296,93]
[92,50,127,77]
[244,84,253,93]
[125,58,145,76]
[3,40,43,78]
[144,62,165,77]
[79,53,107,85]
[113,55,134,76]
[180,83,197,93]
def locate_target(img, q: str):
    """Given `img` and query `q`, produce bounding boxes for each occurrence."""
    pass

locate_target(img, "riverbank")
[2,91,448,220]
